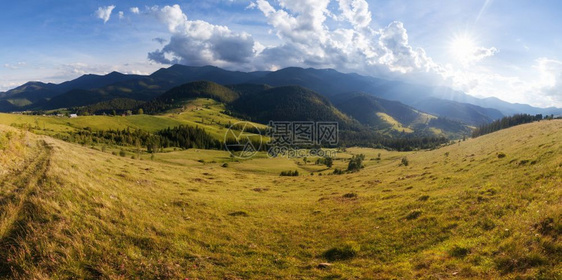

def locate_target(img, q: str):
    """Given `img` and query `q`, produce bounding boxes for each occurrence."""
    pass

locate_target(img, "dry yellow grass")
[0,120,561,279]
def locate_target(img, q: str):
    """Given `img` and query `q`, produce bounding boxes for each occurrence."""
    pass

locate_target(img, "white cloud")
[130,7,140,14]
[252,0,442,81]
[118,11,124,20]
[4,62,26,70]
[535,58,562,106]
[337,0,371,28]
[473,47,498,61]
[147,5,256,66]
[95,5,116,23]
[441,57,562,108]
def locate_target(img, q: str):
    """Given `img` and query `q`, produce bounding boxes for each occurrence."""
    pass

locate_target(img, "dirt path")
[0,139,51,276]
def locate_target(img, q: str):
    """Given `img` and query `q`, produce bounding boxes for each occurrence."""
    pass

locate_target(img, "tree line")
[55,125,221,153]
[472,114,547,138]
[340,129,449,151]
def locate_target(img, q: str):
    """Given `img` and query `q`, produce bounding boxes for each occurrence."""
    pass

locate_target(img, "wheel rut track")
[0,139,52,277]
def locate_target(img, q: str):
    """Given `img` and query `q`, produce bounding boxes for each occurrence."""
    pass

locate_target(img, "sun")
[449,33,477,64]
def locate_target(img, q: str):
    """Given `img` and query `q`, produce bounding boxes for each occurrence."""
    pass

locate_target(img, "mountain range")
[1,64,559,128]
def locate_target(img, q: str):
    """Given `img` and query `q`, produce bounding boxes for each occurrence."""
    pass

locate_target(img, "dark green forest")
[472,114,547,138]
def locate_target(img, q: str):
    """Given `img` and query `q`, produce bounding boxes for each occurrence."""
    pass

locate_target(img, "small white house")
[69,114,78,118]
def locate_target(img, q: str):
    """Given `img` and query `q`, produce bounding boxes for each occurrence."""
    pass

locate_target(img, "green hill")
[334,93,472,138]
[231,85,353,126]
[76,98,146,115]
[142,81,239,113]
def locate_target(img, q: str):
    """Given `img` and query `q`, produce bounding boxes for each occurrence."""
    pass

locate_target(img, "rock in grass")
[228,211,249,217]
[317,263,332,269]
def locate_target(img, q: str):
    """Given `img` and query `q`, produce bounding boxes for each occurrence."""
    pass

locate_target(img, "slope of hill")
[230,85,353,126]
[333,92,428,128]
[246,67,505,124]
[413,98,504,126]
[0,120,560,279]
[0,73,143,108]
[142,81,239,113]
[76,98,146,115]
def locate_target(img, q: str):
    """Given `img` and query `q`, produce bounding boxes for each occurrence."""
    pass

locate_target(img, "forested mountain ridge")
[4,64,558,126]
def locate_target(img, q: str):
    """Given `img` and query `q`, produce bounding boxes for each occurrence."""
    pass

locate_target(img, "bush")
[322,242,360,261]
[347,154,365,172]
[119,149,126,157]
[406,210,422,220]
[497,152,506,158]
[342,193,358,199]
[401,157,409,166]
[221,163,228,168]
[280,170,299,176]
[333,168,344,175]
[228,211,249,217]
[449,245,470,258]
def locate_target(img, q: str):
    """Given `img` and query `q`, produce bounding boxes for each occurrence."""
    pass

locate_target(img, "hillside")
[0,120,560,279]
[333,92,471,137]
[142,81,239,113]
[230,85,353,125]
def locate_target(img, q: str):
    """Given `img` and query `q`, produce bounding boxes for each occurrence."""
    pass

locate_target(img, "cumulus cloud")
[252,0,441,80]
[337,0,371,28]
[118,11,124,20]
[146,2,441,83]
[147,5,257,66]
[130,7,140,14]
[95,5,116,23]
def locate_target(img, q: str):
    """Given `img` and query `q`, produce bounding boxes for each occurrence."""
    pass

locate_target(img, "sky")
[1,0,562,108]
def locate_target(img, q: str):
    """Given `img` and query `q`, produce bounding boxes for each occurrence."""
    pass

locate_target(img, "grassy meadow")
[0,117,561,279]
[0,99,264,141]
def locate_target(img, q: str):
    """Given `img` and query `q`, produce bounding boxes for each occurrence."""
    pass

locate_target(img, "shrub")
[449,245,470,258]
[322,242,360,261]
[347,154,365,172]
[406,210,422,220]
[333,168,344,175]
[119,149,126,157]
[342,193,358,199]
[221,163,228,168]
[478,218,496,231]
[401,157,409,166]
[228,211,249,217]
[418,195,430,201]
[280,170,299,176]
[497,152,506,158]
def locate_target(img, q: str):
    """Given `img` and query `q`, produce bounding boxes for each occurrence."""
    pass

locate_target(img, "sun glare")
[449,33,477,64]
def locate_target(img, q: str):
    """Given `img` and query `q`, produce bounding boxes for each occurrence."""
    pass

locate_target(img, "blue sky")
[2,0,562,107]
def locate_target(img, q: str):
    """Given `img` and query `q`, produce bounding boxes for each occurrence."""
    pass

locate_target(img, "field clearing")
[0,99,263,141]
[0,120,560,279]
